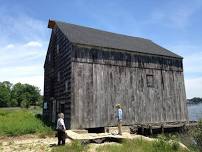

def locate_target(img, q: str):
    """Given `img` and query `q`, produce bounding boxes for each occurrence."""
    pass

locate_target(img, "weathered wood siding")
[44,33,188,129]
[70,45,188,129]
[43,30,56,122]
[43,27,72,128]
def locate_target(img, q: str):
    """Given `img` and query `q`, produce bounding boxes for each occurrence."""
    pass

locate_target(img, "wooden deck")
[130,121,198,135]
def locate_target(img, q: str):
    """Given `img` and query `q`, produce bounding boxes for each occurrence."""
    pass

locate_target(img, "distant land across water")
[187,97,202,104]
[187,97,202,121]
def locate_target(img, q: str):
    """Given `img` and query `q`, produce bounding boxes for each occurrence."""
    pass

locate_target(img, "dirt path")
[0,135,71,152]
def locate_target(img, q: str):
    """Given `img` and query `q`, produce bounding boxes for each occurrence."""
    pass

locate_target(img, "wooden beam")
[48,19,56,29]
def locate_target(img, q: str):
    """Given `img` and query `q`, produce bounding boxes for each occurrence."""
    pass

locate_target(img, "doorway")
[60,103,65,114]
[52,99,56,123]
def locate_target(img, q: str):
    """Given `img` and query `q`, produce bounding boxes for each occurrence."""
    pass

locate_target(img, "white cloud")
[177,48,202,98]
[184,52,202,74]
[183,52,202,98]
[0,40,47,94]
[11,75,44,92]
[0,41,47,67]
[185,77,202,99]
[24,41,43,48]
[0,8,49,94]
[5,44,15,49]
[0,41,47,93]
[165,43,202,98]
[0,64,44,92]
[167,44,202,75]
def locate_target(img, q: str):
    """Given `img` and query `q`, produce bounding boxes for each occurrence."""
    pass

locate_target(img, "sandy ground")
[0,131,189,152]
[0,135,120,152]
[0,135,71,152]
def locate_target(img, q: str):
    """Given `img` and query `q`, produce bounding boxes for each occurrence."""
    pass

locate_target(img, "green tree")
[0,81,42,108]
[24,84,41,106]
[0,81,12,107]
[11,83,42,108]
[11,83,25,106]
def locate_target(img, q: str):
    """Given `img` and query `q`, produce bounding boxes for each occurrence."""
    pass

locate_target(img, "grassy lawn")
[0,107,53,136]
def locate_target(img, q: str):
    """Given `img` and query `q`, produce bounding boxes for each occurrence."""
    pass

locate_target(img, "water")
[188,102,202,121]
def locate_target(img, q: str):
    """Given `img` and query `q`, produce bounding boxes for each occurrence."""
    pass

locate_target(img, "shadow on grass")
[35,113,55,130]
[49,143,58,147]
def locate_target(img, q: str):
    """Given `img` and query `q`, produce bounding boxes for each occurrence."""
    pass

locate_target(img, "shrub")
[192,120,202,151]
[152,135,171,152]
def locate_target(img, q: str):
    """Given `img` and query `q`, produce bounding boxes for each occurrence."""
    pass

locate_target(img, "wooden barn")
[43,20,188,130]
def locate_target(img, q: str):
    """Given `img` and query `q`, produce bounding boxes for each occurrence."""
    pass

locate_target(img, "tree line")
[0,81,42,108]
[187,97,202,104]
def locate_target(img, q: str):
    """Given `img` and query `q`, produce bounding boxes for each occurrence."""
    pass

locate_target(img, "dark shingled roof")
[51,20,182,59]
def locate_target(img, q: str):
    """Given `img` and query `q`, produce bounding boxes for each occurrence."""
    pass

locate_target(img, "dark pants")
[57,130,66,145]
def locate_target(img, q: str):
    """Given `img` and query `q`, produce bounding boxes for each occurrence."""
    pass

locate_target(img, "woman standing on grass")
[56,113,66,145]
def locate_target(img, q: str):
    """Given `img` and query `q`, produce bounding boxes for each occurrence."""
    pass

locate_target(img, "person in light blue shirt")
[116,104,123,135]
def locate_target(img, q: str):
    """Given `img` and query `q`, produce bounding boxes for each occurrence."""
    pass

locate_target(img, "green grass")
[0,108,53,136]
[96,139,154,152]
[51,140,89,152]
[51,138,190,152]
[96,138,188,152]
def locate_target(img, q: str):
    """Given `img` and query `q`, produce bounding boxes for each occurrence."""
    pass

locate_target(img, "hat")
[115,104,121,108]
[58,113,64,118]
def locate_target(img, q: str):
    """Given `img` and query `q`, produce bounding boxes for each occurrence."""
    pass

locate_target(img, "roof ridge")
[48,20,182,59]
[55,20,152,42]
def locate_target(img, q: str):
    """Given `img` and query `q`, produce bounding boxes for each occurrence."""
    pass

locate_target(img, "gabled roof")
[48,20,182,59]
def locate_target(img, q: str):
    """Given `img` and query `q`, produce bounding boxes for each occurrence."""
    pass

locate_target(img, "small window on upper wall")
[57,71,60,82]
[65,80,68,92]
[56,44,59,54]
[48,53,51,61]
[146,75,154,87]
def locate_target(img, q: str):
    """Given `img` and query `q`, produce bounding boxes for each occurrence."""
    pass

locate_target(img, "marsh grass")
[96,139,153,152]
[51,140,89,152]
[0,108,52,136]
[96,137,188,152]
[51,137,189,152]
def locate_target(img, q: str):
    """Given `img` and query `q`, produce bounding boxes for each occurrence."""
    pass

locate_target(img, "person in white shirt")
[115,104,123,135]
[56,113,66,145]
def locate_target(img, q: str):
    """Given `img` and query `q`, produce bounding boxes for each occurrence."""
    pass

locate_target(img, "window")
[161,70,164,90]
[146,75,154,87]
[44,102,47,110]
[57,71,60,81]
[48,53,51,61]
[56,44,59,54]
[65,80,68,92]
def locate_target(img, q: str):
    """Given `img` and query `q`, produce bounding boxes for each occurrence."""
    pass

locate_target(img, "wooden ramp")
[66,130,153,144]
[66,130,130,140]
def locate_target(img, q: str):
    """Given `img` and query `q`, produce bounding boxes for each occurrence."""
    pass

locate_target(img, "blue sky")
[0,0,202,98]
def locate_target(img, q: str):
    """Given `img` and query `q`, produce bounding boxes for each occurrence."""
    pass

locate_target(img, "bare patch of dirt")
[0,135,71,152]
